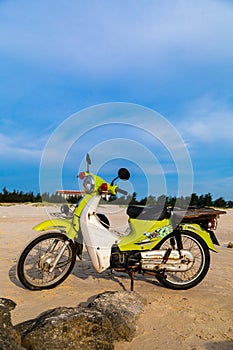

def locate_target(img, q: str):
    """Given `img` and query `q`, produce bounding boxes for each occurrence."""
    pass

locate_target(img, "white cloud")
[0,0,233,77]
[178,96,233,145]
[194,175,233,201]
[0,133,42,161]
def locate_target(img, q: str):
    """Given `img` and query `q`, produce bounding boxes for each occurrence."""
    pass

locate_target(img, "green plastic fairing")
[33,218,73,235]
[118,218,172,251]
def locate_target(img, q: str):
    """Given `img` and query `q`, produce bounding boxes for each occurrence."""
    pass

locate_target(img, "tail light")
[208,218,217,230]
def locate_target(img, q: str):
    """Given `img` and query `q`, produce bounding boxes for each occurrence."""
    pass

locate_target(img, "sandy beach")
[0,203,232,350]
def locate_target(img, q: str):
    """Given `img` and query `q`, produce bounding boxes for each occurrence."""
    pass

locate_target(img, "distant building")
[56,190,85,200]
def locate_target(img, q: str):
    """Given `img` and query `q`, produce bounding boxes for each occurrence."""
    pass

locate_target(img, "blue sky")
[0,0,233,200]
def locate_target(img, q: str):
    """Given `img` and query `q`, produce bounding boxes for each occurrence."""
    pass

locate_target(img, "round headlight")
[83,175,95,193]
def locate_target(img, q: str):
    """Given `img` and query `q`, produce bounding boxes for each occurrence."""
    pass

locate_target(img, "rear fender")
[180,223,217,252]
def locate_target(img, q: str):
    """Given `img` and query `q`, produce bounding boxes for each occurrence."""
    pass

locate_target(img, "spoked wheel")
[156,230,210,290]
[17,232,76,290]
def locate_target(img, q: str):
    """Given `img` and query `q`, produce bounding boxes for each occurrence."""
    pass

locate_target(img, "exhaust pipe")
[141,249,194,272]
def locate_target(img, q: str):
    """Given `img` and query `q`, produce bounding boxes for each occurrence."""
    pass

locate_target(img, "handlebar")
[116,187,128,196]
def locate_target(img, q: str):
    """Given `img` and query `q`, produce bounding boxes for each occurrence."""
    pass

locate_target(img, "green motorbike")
[17,155,222,291]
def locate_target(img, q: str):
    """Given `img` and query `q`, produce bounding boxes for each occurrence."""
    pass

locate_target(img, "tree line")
[0,187,65,204]
[0,187,232,208]
[122,192,233,208]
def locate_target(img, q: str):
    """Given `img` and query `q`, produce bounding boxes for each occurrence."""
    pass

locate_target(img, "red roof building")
[56,190,85,199]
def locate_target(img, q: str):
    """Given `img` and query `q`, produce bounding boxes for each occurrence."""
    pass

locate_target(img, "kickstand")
[129,271,135,291]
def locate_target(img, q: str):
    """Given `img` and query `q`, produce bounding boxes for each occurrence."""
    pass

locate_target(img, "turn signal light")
[101,183,108,192]
[79,172,86,179]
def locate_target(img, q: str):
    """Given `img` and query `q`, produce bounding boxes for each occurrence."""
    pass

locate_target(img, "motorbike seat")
[127,205,169,221]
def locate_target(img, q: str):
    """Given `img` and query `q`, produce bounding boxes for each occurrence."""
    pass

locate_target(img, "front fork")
[48,239,71,273]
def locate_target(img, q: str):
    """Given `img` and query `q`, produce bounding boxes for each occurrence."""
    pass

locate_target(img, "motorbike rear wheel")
[17,232,76,290]
[155,230,210,290]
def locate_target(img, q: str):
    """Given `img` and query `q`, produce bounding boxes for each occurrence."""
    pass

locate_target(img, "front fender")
[180,223,217,252]
[33,218,73,234]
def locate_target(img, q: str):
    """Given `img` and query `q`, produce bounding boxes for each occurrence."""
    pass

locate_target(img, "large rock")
[88,291,146,341]
[0,298,25,350]
[16,306,113,350]
[15,291,146,350]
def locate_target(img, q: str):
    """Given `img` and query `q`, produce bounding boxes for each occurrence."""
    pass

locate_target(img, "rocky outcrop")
[16,306,113,350]
[0,298,25,350]
[1,291,146,350]
[88,291,145,342]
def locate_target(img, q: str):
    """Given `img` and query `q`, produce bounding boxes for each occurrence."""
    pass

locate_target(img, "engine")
[110,245,195,273]
[110,245,141,269]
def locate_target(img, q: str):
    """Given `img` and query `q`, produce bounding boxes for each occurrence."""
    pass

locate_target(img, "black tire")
[17,232,76,290]
[155,230,210,290]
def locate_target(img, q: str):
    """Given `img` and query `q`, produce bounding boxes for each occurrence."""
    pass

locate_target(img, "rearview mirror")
[86,153,91,165]
[86,153,91,172]
[118,168,130,181]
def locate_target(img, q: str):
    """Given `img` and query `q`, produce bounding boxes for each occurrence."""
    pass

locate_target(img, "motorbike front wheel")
[17,232,76,290]
[155,230,210,290]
